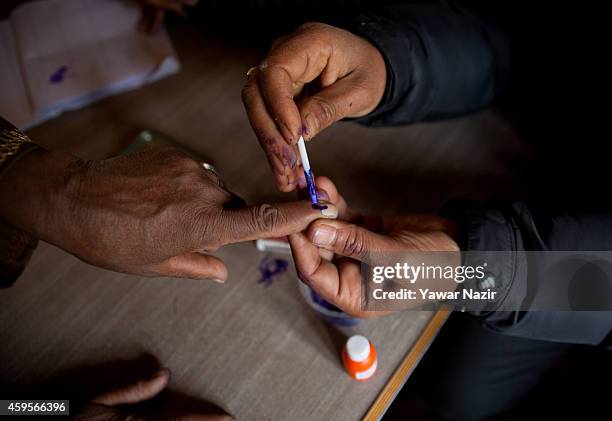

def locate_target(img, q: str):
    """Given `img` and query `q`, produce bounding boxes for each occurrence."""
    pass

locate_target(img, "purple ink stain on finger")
[263,137,278,146]
[316,188,330,201]
[312,203,328,210]
[280,144,297,168]
[265,137,296,168]
[49,65,68,84]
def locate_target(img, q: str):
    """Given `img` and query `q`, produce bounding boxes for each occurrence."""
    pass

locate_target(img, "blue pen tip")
[304,169,326,209]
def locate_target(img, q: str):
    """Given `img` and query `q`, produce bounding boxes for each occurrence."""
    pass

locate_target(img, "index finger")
[257,26,335,143]
[217,200,338,245]
[242,73,300,191]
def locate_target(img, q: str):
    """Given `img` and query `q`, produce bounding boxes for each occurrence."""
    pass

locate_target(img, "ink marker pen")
[297,136,327,210]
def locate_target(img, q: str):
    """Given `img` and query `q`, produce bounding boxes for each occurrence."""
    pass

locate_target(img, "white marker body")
[297,136,311,172]
[255,238,291,254]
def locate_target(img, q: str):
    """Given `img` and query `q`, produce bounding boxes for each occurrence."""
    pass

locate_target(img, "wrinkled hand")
[75,368,233,420]
[289,177,459,318]
[242,22,387,192]
[0,148,337,282]
[138,0,199,33]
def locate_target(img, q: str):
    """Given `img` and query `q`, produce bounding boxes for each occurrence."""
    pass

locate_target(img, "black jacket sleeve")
[443,201,612,346]
[341,0,510,125]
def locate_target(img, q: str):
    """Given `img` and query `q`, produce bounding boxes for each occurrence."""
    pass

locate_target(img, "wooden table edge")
[363,307,452,421]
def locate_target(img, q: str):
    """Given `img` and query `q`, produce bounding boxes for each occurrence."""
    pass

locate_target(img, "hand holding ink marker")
[297,136,327,210]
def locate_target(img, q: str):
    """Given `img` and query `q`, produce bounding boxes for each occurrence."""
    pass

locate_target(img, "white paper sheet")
[0,0,180,129]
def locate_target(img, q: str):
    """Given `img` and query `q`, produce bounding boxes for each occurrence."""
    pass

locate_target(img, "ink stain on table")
[258,256,289,286]
[49,65,68,84]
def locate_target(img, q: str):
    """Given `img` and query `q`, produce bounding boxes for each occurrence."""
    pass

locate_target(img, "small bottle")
[342,335,378,381]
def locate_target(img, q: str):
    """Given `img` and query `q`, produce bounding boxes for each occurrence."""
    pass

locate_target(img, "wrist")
[0,148,84,242]
[363,38,388,114]
[339,17,399,124]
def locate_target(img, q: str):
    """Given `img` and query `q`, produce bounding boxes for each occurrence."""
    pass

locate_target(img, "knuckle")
[250,204,287,233]
[165,150,200,172]
[296,269,315,286]
[297,21,331,34]
[339,228,367,259]
[308,96,337,127]
[296,22,342,46]
[260,62,287,79]
[350,77,372,100]
[191,206,222,249]
[270,34,289,50]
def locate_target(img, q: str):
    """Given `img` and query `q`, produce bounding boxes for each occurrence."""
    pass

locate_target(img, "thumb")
[218,200,338,245]
[92,368,170,406]
[307,219,395,262]
[155,252,228,283]
[300,73,375,140]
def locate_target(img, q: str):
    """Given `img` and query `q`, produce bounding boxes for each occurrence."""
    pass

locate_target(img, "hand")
[289,177,459,318]
[138,0,199,33]
[75,368,233,420]
[0,148,337,282]
[241,22,387,192]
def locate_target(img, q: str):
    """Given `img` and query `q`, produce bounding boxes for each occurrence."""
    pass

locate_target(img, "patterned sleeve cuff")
[0,117,41,287]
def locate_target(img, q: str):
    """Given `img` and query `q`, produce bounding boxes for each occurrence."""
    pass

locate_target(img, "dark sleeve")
[442,201,612,346]
[340,0,510,126]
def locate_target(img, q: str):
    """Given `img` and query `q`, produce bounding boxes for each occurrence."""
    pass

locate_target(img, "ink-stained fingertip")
[316,188,330,201]
[317,202,338,218]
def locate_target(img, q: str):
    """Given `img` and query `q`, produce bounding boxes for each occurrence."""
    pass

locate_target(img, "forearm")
[443,200,612,345]
[342,0,510,126]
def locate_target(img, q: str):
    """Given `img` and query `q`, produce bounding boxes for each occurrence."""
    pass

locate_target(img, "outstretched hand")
[0,148,337,282]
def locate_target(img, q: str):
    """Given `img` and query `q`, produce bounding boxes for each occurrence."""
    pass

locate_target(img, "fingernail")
[209,278,225,284]
[304,115,317,138]
[312,225,337,246]
[316,189,329,201]
[151,368,170,381]
[320,204,338,218]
